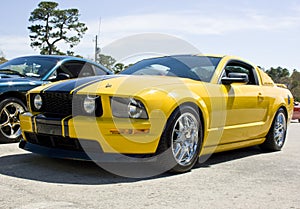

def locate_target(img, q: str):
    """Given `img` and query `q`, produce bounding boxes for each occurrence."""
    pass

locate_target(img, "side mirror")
[221,73,249,85]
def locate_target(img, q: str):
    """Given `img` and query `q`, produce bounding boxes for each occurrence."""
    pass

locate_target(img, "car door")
[219,60,270,144]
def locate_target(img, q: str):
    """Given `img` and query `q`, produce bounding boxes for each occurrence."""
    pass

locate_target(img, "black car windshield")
[0,56,60,78]
[120,55,221,82]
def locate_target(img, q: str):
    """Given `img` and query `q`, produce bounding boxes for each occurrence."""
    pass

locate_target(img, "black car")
[0,55,112,143]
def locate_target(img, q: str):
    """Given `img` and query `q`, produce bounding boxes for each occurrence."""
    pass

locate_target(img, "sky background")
[0,0,300,72]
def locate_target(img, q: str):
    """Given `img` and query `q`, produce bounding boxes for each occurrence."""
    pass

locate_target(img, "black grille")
[31,93,103,117]
[42,92,74,116]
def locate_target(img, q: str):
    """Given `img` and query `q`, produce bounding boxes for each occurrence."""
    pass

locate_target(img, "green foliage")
[265,67,290,83]
[266,67,300,101]
[96,54,128,73]
[0,50,6,64]
[28,1,88,55]
[97,54,116,70]
[290,71,300,101]
[0,57,7,64]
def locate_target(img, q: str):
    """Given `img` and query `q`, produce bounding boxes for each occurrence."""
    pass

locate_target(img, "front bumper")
[20,112,162,155]
[19,139,157,162]
[19,139,91,161]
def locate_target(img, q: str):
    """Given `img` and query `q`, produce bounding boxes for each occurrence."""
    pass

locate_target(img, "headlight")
[111,97,148,119]
[83,96,97,114]
[33,94,43,110]
[128,98,144,118]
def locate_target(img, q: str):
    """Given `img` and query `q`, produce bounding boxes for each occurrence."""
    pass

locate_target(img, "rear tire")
[157,105,203,173]
[260,108,287,151]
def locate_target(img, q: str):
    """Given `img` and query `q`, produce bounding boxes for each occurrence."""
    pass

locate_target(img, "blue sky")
[0,0,300,71]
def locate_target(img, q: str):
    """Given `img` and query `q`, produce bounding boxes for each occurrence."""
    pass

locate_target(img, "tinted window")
[57,61,92,78]
[47,61,110,81]
[93,64,109,76]
[120,55,221,82]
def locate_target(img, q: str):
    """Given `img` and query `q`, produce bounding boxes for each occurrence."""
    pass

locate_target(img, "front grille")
[31,93,103,117]
[42,92,74,116]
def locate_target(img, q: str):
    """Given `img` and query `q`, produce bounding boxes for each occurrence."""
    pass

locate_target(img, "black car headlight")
[33,94,43,111]
[111,97,148,119]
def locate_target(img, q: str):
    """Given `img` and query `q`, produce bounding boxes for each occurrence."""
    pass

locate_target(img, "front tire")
[158,105,203,173]
[260,108,287,151]
[0,98,26,143]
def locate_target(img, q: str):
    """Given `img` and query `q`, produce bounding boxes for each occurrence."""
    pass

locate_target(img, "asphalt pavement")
[0,122,299,209]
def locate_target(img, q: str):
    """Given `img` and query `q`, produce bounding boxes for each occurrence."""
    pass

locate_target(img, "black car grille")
[31,92,103,117]
[42,92,74,116]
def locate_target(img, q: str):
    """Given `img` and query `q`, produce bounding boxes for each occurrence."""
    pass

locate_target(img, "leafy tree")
[28,1,88,55]
[96,54,128,73]
[0,57,7,64]
[265,67,300,101]
[291,70,300,83]
[0,50,7,64]
[97,54,116,71]
[290,70,300,101]
[265,67,290,83]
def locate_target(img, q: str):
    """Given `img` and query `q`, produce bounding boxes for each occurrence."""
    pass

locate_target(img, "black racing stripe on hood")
[72,75,120,94]
[43,75,119,93]
[43,77,99,93]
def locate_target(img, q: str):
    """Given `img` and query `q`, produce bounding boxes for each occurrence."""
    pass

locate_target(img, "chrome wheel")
[273,112,286,147]
[260,108,287,152]
[171,112,199,166]
[0,101,25,139]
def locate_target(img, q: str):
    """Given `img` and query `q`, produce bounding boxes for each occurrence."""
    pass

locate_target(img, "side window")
[78,63,95,77]
[47,61,109,81]
[223,61,258,85]
[92,64,109,76]
[48,61,95,81]
[52,61,82,79]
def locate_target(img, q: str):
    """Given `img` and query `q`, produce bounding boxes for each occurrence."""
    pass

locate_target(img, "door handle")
[258,92,264,101]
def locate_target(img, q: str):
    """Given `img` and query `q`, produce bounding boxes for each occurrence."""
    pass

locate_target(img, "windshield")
[120,55,221,82]
[0,56,60,78]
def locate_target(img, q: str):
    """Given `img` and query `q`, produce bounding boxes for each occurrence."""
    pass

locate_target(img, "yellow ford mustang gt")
[19,55,293,173]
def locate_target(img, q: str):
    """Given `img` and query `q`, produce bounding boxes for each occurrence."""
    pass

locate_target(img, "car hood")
[0,75,44,87]
[37,75,198,95]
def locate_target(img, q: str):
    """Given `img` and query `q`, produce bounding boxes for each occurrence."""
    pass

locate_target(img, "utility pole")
[95,35,98,62]
[94,17,102,62]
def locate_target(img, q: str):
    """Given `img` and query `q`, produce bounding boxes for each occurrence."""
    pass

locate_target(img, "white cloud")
[73,10,300,69]
[2,9,300,63]
[73,10,300,60]
[85,10,300,38]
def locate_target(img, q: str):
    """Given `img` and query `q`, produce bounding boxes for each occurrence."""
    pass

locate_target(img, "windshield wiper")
[0,69,25,77]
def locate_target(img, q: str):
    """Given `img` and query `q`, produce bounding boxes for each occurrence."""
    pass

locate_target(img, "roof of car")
[16,55,82,60]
